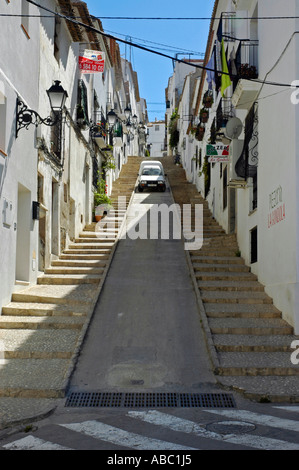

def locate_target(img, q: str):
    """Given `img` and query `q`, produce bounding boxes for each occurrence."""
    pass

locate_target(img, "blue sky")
[86,1,215,122]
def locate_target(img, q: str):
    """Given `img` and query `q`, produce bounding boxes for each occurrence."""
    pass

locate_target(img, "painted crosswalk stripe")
[3,436,71,450]
[202,409,299,433]
[128,410,299,450]
[59,420,196,450]
[274,406,299,413]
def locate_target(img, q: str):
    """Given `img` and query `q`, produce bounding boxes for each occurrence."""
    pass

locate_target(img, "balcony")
[232,40,259,110]
[92,112,108,148]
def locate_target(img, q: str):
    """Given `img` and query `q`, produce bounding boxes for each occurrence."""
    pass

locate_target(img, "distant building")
[147,120,166,157]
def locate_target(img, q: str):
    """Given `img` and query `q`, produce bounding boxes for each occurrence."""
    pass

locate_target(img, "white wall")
[0,0,40,308]
[148,122,165,157]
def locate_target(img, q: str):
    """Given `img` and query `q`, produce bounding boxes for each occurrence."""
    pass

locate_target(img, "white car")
[137,161,167,192]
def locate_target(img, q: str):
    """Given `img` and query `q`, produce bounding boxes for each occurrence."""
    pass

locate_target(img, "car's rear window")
[142,167,162,176]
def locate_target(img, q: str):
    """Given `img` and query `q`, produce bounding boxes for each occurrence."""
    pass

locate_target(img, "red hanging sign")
[79,50,105,74]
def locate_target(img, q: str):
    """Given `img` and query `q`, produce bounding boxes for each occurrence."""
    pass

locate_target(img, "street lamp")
[46,80,68,111]
[124,105,131,121]
[16,80,68,138]
[107,109,118,129]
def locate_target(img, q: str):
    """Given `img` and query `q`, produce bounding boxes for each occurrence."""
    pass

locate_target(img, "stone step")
[0,315,85,330]
[51,259,107,267]
[191,247,240,255]
[196,272,257,282]
[190,255,245,265]
[192,263,250,272]
[69,241,115,247]
[59,253,110,260]
[201,291,273,304]
[216,352,299,376]
[63,249,112,255]
[37,274,102,285]
[198,280,264,292]
[213,334,298,352]
[217,376,299,400]
[0,329,80,359]
[2,302,88,317]
[0,358,70,398]
[209,317,293,335]
[0,159,137,400]
[11,284,98,306]
[45,266,104,275]
[205,303,282,318]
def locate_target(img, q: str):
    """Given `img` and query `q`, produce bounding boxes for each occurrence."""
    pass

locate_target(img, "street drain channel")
[65,392,236,408]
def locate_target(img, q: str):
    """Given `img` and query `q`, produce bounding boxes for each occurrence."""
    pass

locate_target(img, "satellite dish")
[225,117,243,139]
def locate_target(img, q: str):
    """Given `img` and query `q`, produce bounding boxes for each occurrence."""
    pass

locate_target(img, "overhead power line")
[24,0,299,89]
[92,16,299,21]
[3,14,299,20]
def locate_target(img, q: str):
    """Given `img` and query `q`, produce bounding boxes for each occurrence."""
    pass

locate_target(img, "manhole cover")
[65,392,236,408]
[206,420,256,435]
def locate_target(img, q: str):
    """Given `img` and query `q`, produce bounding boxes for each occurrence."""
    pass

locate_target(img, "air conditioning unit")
[228,139,246,187]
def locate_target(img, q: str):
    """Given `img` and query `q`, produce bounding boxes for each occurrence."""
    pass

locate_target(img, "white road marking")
[274,406,299,413]
[3,435,71,450]
[59,420,196,450]
[128,410,299,450]
[202,409,299,433]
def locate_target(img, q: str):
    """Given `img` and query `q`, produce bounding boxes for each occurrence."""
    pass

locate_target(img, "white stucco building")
[0,0,40,306]
[172,0,299,333]
[0,0,146,313]
[147,120,166,157]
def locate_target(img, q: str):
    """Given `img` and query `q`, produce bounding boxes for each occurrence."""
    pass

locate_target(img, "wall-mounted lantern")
[16,80,68,138]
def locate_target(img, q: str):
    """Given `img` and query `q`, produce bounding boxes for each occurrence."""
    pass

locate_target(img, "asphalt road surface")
[68,188,216,393]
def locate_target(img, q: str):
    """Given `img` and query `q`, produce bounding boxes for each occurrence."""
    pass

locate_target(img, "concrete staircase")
[0,157,141,398]
[187,195,299,401]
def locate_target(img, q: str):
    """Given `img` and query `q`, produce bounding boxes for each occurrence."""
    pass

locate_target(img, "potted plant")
[94,178,112,221]
[238,63,258,79]
[196,125,205,141]
[200,108,209,123]
[203,91,214,108]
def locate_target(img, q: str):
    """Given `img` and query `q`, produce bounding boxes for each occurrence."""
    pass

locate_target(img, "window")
[76,79,89,129]
[250,226,258,264]
[50,111,62,161]
[235,103,258,179]
[37,173,44,205]
[54,16,61,62]
[223,165,227,210]
[252,173,258,210]
[155,125,159,131]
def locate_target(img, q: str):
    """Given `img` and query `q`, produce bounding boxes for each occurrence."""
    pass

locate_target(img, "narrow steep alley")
[0,156,298,430]
[162,156,299,402]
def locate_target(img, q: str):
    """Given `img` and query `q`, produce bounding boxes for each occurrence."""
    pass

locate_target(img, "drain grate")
[65,392,236,408]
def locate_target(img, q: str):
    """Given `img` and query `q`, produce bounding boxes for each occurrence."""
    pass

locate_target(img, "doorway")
[15,183,31,282]
[51,180,59,256]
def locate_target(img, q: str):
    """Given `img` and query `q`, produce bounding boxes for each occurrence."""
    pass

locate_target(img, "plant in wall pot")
[203,91,214,108]
[94,178,112,221]
[196,124,205,141]
[200,108,209,123]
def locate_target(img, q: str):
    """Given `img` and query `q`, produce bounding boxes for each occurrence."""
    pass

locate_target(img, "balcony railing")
[92,111,108,148]
[216,98,235,133]
[232,40,259,91]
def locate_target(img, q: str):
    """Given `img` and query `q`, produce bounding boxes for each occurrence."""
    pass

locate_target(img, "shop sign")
[268,185,286,228]
[206,143,230,162]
